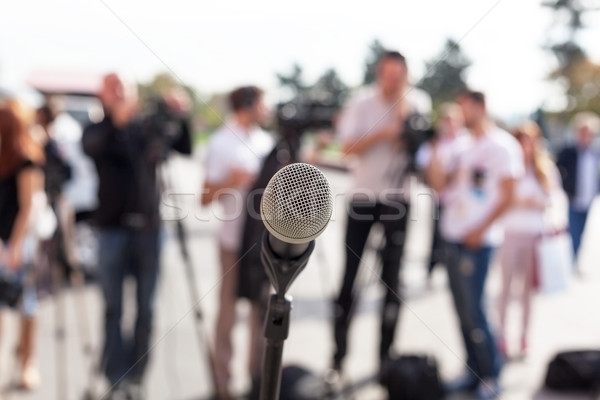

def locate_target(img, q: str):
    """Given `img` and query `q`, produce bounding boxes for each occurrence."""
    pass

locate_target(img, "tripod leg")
[68,269,99,400]
[51,256,68,400]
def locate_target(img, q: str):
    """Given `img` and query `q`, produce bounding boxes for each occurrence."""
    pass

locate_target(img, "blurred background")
[2,1,600,400]
[2,0,600,138]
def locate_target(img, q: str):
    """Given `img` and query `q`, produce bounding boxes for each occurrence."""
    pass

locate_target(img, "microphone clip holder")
[260,232,315,299]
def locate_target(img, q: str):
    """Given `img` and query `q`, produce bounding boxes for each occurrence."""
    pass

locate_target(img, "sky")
[2,0,600,121]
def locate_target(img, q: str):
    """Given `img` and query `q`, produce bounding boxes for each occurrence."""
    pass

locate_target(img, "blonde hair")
[513,120,552,191]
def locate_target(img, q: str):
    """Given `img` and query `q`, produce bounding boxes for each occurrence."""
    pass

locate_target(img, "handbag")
[535,228,573,294]
[380,354,445,400]
[29,191,57,240]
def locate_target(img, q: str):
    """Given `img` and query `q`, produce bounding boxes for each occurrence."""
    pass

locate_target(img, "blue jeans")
[98,228,160,385]
[568,206,588,258]
[445,243,501,381]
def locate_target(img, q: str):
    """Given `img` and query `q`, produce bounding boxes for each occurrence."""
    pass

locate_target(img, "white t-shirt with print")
[441,127,524,246]
[204,119,274,251]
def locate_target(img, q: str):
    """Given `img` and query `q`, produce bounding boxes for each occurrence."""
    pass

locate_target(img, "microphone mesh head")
[261,163,333,244]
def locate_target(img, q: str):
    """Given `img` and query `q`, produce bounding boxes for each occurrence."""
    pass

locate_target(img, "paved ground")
[1,150,599,400]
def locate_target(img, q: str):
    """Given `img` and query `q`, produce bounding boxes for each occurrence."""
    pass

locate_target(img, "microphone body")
[259,162,333,296]
[267,234,310,260]
[260,233,315,298]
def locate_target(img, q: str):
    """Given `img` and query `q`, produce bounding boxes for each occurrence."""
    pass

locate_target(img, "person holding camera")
[332,50,431,376]
[428,90,523,399]
[82,73,191,399]
[201,86,274,400]
[0,99,45,390]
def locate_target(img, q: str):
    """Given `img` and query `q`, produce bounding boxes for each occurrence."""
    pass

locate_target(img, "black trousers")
[333,201,410,368]
[427,206,445,275]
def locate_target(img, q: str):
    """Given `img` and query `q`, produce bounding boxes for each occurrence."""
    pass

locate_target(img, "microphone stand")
[259,233,315,400]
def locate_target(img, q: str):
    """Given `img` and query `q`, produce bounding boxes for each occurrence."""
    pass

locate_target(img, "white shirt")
[204,119,274,251]
[51,113,99,212]
[338,86,431,201]
[441,127,524,245]
[502,168,550,234]
[573,147,599,210]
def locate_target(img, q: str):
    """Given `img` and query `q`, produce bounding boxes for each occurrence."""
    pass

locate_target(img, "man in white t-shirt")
[201,86,273,400]
[332,50,432,375]
[428,90,523,400]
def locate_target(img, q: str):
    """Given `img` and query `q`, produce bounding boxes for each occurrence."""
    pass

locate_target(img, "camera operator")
[332,50,431,376]
[82,73,191,399]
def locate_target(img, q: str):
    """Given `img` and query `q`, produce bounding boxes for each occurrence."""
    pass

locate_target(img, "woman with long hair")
[497,120,560,358]
[0,99,45,389]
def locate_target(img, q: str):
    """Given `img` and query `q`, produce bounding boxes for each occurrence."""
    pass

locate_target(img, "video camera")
[401,112,436,158]
[275,99,337,135]
[139,97,187,161]
[142,98,183,141]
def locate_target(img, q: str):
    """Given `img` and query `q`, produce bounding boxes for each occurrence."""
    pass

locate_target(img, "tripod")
[42,195,96,400]
[161,159,218,398]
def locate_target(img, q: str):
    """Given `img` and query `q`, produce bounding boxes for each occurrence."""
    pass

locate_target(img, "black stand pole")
[260,295,291,400]
[259,233,315,400]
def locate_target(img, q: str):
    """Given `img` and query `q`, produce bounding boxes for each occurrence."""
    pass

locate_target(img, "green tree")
[310,68,349,107]
[363,39,386,85]
[276,64,349,106]
[550,55,600,115]
[417,39,471,108]
[139,72,226,138]
[276,63,309,99]
[543,0,600,115]
[195,92,228,134]
[542,0,599,43]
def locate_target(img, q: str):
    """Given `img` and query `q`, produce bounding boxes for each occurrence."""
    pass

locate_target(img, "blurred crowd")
[0,48,599,400]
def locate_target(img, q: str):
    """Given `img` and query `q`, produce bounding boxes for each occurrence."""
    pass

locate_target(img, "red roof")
[27,70,104,96]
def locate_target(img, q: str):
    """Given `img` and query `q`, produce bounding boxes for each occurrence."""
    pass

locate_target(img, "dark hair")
[378,50,407,67]
[36,103,57,127]
[0,101,44,177]
[229,86,263,112]
[458,89,486,107]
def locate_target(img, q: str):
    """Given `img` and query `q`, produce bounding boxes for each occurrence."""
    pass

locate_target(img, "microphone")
[260,162,333,296]
[258,163,332,400]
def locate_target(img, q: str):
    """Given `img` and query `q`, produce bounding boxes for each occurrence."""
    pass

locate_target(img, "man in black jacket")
[556,112,600,261]
[82,73,191,399]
